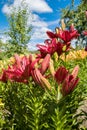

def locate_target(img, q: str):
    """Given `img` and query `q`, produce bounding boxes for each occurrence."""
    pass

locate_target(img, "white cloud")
[27,0,52,13]
[30,14,60,43]
[31,14,48,28]
[2,0,53,14]
[48,19,60,26]
[29,14,51,46]
[31,27,50,40]
[28,43,38,51]
[2,4,11,15]
[71,39,77,48]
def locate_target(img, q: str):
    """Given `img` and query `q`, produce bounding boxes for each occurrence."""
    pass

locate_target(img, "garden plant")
[0,20,87,130]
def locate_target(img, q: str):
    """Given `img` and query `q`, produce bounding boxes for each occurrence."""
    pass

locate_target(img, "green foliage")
[0,56,87,129]
[6,0,32,55]
[61,0,87,49]
[0,1,87,129]
[61,0,87,33]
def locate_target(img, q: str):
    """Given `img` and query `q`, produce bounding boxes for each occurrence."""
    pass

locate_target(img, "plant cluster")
[0,22,87,130]
[61,0,87,49]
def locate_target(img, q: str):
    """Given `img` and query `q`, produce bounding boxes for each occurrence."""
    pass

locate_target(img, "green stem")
[53,107,61,130]
[57,85,62,103]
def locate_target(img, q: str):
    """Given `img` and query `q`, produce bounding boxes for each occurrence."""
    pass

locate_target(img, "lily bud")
[55,27,59,34]
[40,76,51,90]
[32,68,51,90]
[71,65,79,79]
[32,68,45,89]
[62,74,79,96]
[54,66,68,85]
[49,59,55,76]
[62,45,67,51]
[40,54,50,74]
[61,19,66,30]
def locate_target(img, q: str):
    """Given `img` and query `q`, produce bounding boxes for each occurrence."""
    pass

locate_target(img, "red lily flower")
[0,54,50,88]
[37,38,70,58]
[32,54,50,78]
[54,66,68,85]
[46,31,58,39]
[40,54,50,74]
[0,54,39,83]
[62,65,79,96]
[56,42,64,56]
[62,74,79,96]
[57,29,79,43]
[47,25,79,43]
[31,68,51,90]
[37,38,57,58]
[44,39,51,45]
[31,54,51,89]
[55,65,79,96]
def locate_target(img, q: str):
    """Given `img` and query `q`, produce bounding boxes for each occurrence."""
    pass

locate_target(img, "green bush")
[0,57,87,130]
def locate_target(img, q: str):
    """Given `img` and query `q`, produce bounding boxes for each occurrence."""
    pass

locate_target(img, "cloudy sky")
[0,0,80,50]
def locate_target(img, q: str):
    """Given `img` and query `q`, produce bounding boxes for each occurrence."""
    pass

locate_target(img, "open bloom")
[37,38,57,58]
[56,26,79,43]
[0,54,51,90]
[0,54,40,83]
[47,24,79,44]
[37,38,70,58]
[55,65,80,96]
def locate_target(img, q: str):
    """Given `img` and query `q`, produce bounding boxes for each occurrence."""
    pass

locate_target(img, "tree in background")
[6,0,32,56]
[0,39,9,59]
[61,0,87,32]
[61,0,87,48]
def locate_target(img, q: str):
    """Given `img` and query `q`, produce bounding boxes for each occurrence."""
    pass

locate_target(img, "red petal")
[46,31,57,39]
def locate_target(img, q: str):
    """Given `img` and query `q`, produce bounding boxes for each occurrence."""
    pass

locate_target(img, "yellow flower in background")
[60,50,87,61]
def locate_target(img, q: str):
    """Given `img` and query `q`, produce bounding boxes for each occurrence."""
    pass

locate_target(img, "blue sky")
[0,0,80,50]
